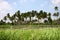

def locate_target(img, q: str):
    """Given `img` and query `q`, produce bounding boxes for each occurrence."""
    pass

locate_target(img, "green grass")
[0,25,60,29]
[0,28,60,40]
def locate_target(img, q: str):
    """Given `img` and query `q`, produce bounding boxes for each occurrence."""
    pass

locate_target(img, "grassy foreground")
[0,28,60,40]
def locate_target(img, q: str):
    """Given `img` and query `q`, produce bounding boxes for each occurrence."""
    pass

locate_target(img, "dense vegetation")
[0,28,60,40]
[0,6,60,25]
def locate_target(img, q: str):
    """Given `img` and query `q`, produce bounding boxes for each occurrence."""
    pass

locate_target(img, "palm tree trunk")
[29,17,31,27]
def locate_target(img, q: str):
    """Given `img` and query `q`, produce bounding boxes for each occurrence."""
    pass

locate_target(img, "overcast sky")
[0,0,60,19]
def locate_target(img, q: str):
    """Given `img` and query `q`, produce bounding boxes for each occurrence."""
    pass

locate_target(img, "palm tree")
[3,16,7,23]
[54,6,58,11]
[47,12,52,24]
[16,10,21,24]
[12,14,17,24]
[16,10,21,19]
[27,12,31,24]
[21,13,28,23]
[53,6,59,20]
[0,20,4,25]
[58,18,60,21]
[7,13,10,18]
[6,13,11,23]
[53,12,59,20]
[48,12,51,17]
[53,12,59,17]
[48,17,52,24]
[43,11,47,18]
[37,10,44,23]
[31,10,38,23]
[21,13,24,20]
[7,13,11,22]
[31,10,37,17]
[10,15,15,25]
[37,10,43,19]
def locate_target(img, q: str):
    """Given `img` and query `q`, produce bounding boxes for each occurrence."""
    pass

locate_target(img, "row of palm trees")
[0,6,60,25]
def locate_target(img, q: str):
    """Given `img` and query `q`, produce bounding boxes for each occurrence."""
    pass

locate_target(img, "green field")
[0,27,60,40]
[0,25,60,29]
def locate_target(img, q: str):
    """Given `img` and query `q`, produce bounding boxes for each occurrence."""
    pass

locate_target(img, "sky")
[0,0,60,20]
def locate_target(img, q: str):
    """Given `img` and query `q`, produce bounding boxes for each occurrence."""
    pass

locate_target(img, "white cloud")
[0,1,12,19]
[51,0,60,5]
[0,1,12,11]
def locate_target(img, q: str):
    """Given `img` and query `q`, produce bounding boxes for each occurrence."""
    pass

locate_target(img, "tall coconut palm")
[7,13,10,18]
[37,10,43,19]
[21,13,27,23]
[43,11,47,18]
[47,12,52,24]
[54,6,58,11]
[6,13,11,23]
[53,6,59,20]
[12,14,17,24]
[39,10,44,18]
[21,13,25,20]
[31,10,37,17]
[31,10,38,23]
[7,13,11,22]
[16,10,21,24]
[48,16,52,24]
[16,10,21,20]
[53,12,59,19]
[3,16,7,23]
[37,10,44,23]
[48,12,51,17]
[10,15,15,25]
[0,20,4,25]
[27,12,31,23]
[53,12,59,17]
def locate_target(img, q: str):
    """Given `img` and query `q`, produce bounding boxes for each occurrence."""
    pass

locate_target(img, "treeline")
[0,6,60,25]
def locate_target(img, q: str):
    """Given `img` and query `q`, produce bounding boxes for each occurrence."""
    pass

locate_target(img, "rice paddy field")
[0,25,60,40]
